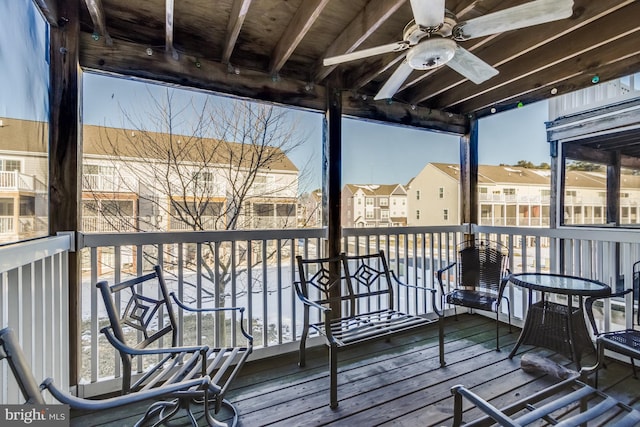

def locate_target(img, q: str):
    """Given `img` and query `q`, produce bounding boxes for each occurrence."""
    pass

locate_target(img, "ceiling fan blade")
[323,41,409,66]
[453,0,574,41]
[446,46,498,84]
[374,61,414,100]
[410,0,445,28]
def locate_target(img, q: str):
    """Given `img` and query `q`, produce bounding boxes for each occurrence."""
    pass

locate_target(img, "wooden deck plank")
[70,314,639,427]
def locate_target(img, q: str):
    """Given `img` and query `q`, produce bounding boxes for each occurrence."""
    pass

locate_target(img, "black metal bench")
[451,368,640,426]
[96,265,253,426]
[295,250,444,408]
[0,327,212,426]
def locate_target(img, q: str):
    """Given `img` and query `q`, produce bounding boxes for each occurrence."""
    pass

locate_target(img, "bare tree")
[83,90,313,316]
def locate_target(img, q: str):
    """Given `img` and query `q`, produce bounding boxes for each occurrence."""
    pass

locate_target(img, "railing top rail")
[78,227,327,248]
[0,234,71,274]
[343,225,467,237]
[473,224,640,243]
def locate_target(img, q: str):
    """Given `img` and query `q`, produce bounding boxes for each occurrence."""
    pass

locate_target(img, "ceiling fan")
[323,0,574,100]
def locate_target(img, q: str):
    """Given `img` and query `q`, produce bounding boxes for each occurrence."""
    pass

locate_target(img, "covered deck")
[71,315,638,426]
[2,1,640,425]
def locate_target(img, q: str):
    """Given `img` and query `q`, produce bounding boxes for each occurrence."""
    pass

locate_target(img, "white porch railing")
[0,234,72,404]
[75,224,640,396]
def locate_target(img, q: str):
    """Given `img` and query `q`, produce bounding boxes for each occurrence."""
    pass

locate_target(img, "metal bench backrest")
[0,327,46,404]
[296,251,394,318]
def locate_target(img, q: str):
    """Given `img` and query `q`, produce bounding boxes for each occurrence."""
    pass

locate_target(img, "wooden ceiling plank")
[464,49,640,117]
[409,0,635,105]
[222,0,253,64]
[165,0,178,60]
[269,0,330,76]
[435,3,640,110]
[314,0,406,83]
[84,0,112,46]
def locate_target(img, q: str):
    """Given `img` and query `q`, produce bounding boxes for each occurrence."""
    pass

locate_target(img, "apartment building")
[0,117,48,243]
[407,162,640,227]
[82,124,300,232]
[342,184,407,228]
[0,117,300,243]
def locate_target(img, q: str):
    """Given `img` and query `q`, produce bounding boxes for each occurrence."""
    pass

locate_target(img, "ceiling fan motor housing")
[407,37,456,70]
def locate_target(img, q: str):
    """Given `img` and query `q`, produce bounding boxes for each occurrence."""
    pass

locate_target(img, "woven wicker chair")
[437,239,511,351]
[585,259,640,385]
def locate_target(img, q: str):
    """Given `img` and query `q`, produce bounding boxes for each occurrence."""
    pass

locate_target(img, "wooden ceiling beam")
[33,0,59,26]
[269,0,330,76]
[409,0,635,105]
[84,0,112,45]
[78,33,467,134]
[437,4,640,112]
[222,0,252,64]
[314,0,405,83]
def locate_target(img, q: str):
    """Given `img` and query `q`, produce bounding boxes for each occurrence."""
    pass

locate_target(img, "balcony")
[2,224,640,422]
[0,170,36,192]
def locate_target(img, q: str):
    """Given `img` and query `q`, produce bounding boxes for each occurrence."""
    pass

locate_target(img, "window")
[439,187,444,199]
[380,197,388,206]
[416,190,421,200]
[365,198,374,206]
[416,210,420,220]
[358,198,362,205]
[0,159,21,172]
[443,209,449,220]
[365,210,374,219]
[503,188,516,195]
[276,203,295,216]
[253,203,273,217]
[381,210,389,219]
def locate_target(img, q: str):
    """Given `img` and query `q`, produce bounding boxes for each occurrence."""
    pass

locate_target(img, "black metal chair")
[437,238,511,351]
[97,265,253,426]
[451,368,640,426]
[0,327,212,426]
[585,260,640,385]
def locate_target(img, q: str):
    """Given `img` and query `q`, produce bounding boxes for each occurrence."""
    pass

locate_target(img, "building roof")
[0,117,298,172]
[343,183,405,196]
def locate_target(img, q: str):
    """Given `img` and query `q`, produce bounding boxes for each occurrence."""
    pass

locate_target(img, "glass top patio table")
[508,273,611,297]
[508,272,611,368]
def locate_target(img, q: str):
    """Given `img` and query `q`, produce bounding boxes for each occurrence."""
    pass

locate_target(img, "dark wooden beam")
[460,118,478,225]
[314,0,405,83]
[269,0,330,76]
[341,93,467,135]
[324,86,342,316]
[83,0,112,45]
[79,33,467,134]
[436,2,640,113]
[409,0,636,106]
[33,0,59,26]
[49,0,80,387]
[607,151,621,224]
[222,0,253,64]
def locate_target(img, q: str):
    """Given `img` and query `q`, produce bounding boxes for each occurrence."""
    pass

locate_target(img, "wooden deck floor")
[71,314,639,426]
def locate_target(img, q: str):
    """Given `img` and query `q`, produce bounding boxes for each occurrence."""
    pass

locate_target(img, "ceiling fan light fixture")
[406,38,456,70]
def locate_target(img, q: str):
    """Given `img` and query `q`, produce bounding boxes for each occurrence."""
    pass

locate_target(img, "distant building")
[0,117,301,243]
[408,162,640,227]
[342,184,407,228]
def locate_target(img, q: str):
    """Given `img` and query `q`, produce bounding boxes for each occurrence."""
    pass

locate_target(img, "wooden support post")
[49,0,81,387]
[460,117,477,238]
[323,86,342,317]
